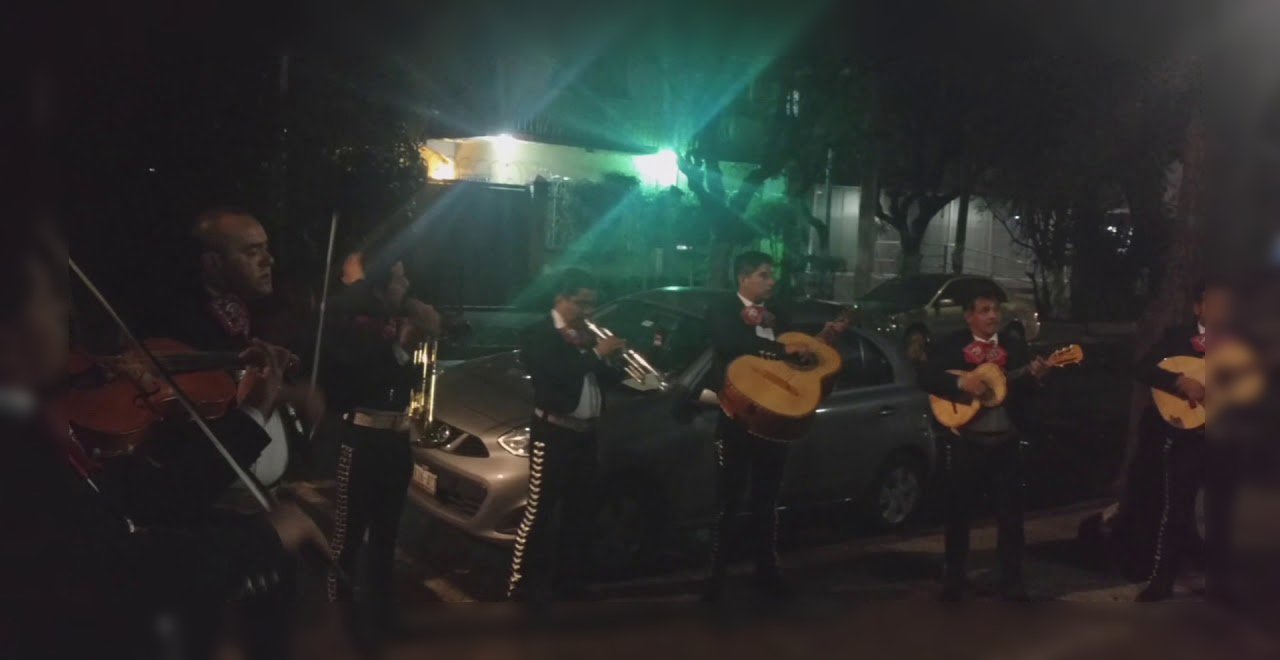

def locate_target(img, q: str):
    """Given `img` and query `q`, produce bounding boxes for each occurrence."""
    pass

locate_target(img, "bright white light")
[634,148,679,187]
[1106,225,1119,234]
[1012,215,1021,220]
[675,244,691,251]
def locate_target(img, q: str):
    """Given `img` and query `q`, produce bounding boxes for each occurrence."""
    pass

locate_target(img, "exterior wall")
[815,185,1034,301]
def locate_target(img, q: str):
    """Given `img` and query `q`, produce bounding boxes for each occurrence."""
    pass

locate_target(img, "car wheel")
[904,327,929,364]
[1004,322,1026,344]
[867,452,926,530]
[588,480,662,578]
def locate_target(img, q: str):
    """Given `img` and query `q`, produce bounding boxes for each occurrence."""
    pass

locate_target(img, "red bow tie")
[208,294,251,340]
[741,305,775,329]
[1191,333,1208,353]
[963,339,1008,366]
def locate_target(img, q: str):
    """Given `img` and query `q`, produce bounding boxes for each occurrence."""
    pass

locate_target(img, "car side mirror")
[934,297,955,309]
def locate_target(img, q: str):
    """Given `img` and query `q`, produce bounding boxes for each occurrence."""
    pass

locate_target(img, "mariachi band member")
[918,282,1048,603]
[506,268,626,606]
[1130,281,1226,602]
[320,249,439,639]
[153,206,331,659]
[703,252,813,603]
[1,225,330,659]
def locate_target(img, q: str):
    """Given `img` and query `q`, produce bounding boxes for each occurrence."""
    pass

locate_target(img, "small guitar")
[1151,338,1266,430]
[930,344,1084,432]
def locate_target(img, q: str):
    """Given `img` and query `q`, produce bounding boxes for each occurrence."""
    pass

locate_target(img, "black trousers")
[708,413,790,580]
[506,417,599,602]
[326,423,413,622]
[1145,431,1206,588]
[939,433,1025,585]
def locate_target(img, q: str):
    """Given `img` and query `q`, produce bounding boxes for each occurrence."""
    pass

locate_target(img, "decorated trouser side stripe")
[327,443,355,602]
[507,439,548,599]
[1147,438,1176,585]
[709,414,789,579]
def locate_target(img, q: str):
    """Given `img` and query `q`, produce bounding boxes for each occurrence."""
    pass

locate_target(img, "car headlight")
[497,427,531,457]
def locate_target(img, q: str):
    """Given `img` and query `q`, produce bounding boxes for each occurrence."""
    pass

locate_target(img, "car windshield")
[592,300,708,378]
[860,277,944,308]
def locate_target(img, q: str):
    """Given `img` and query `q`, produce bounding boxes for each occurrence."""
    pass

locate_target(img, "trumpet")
[583,319,669,391]
[408,336,447,444]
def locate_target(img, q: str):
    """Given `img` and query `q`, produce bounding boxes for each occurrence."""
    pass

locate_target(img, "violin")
[66,338,254,457]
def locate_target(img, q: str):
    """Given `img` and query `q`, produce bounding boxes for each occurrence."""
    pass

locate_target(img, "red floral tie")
[963,339,1008,366]
[741,305,775,329]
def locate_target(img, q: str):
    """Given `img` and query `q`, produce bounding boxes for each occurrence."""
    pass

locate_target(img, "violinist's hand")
[267,503,331,556]
[404,298,443,337]
[238,340,284,417]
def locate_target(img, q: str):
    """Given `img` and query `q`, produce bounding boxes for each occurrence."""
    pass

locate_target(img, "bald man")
[193,207,276,301]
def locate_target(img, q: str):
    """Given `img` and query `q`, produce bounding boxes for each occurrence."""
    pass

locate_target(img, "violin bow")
[305,211,338,442]
[69,257,352,584]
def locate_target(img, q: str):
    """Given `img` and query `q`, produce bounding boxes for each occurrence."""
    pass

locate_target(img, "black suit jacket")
[318,280,419,414]
[706,294,789,394]
[918,329,1038,427]
[1134,324,1203,395]
[1134,323,1205,439]
[96,410,273,526]
[0,415,283,658]
[519,316,623,417]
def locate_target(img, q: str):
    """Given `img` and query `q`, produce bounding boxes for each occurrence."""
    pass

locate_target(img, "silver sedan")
[408,288,936,572]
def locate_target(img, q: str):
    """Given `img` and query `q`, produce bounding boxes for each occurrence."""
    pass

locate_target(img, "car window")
[861,278,941,308]
[834,333,896,389]
[593,301,707,375]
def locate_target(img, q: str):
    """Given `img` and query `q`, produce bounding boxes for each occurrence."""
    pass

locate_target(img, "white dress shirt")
[236,406,289,487]
[738,293,777,341]
[552,310,603,420]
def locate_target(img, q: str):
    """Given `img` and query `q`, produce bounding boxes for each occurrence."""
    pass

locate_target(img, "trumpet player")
[506,268,626,608]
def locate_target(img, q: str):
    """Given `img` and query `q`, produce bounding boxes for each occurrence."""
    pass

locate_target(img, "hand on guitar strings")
[784,343,816,366]
[957,372,989,397]
[1175,375,1206,407]
[1028,356,1050,379]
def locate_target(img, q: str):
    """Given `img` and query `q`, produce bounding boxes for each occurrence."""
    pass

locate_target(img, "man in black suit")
[918,282,1047,602]
[319,251,438,639]
[703,251,813,603]
[1,225,329,658]
[1129,281,1226,602]
[506,269,625,606]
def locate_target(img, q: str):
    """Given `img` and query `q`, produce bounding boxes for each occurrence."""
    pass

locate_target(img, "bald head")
[193,208,274,299]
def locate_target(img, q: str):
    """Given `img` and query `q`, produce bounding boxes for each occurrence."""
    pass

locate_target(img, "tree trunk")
[1118,109,1206,487]
[708,239,735,289]
[951,190,971,273]
[854,162,880,296]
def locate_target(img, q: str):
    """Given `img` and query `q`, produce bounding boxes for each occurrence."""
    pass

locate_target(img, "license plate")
[413,465,438,496]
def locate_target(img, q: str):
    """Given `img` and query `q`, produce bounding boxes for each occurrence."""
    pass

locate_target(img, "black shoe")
[1135,581,1174,603]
